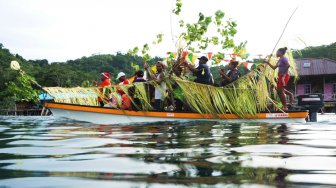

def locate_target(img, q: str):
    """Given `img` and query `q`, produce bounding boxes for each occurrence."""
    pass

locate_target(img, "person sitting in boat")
[264,47,294,110]
[185,56,212,85]
[120,87,134,110]
[218,60,241,86]
[97,72,111,107]
[144,61,166,111]
[132,70,146,83]
[116,72,130,95]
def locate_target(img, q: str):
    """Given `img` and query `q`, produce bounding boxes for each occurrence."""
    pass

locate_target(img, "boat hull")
[45,102,308,124]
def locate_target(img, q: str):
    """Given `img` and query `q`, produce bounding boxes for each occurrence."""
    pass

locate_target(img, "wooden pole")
[14,103,17,116]
[41,107,45,116]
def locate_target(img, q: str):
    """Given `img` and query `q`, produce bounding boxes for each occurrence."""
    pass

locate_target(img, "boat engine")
[297,94,324,122]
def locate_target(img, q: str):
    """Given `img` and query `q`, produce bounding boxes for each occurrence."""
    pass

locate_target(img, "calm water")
[0,116,336,188]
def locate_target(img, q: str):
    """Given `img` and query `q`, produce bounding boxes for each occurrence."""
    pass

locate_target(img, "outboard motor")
[297,94,324,122]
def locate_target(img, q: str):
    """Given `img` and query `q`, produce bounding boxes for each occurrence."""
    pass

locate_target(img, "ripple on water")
[0,177,275,188]
[288,174,336,185]
[0,146,87,156]
[240,156,336,171]
[1,115,336,187]
[8,137,133,148]
[0,126,10,132]
[0,157,180,174]
[232,144,336,156]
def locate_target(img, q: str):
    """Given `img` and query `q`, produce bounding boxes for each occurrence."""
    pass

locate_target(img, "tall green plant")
[127,0,245,67]
[172,1,248,64]
[4,73,39,103]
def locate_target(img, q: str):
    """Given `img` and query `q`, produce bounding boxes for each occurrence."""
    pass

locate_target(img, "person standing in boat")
[185,56,212,85]
[218,60,241,86]
[97,72,111,107]
[145,61,166,111]
[132,70,147,83]
[264,47,294,110]
[130,70,146,110]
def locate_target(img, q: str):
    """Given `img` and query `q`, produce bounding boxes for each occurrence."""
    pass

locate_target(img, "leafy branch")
[128,33,164,64]
[172,0,182,15]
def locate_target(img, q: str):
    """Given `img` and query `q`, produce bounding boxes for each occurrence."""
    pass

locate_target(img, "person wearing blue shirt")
[185,56,212,85]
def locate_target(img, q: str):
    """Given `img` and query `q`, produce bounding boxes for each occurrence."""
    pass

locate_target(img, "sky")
[0,0,335,62]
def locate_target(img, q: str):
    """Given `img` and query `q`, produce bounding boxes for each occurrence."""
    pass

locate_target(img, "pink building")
[295,58,336,111]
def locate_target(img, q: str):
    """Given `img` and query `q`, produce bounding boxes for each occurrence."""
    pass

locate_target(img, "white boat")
[45,102,308,124]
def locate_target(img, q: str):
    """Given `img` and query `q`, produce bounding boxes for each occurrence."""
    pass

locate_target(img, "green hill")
[293,42,336,61]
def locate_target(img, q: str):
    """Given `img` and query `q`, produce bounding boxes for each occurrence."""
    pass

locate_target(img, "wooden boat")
[45,102,308,124]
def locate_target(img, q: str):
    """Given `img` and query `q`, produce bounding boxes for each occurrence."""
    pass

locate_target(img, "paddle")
[264,6,299,65]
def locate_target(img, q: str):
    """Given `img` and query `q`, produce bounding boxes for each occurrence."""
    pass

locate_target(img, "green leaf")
[179,20,184,27]
[211,36,219,45]
[198,13,205,21]
[172,0,182,15]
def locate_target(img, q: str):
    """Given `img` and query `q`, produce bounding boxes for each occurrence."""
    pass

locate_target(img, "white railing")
[294,93,336,102]
[296,93,336,101]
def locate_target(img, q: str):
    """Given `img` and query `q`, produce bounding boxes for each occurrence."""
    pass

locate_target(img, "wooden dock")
[0,108,51,116]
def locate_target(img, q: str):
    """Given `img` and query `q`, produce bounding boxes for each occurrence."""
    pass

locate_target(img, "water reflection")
[0,116,336,187]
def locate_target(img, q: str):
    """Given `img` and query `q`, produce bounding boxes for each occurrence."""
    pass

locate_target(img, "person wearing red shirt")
[97,72,111,107]
[116,72,130,95]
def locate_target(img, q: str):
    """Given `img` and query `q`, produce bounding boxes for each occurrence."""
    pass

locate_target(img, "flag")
[182,51,188,58]
[207,52,213,59]
[151,65,157,73]
[192,55,198,64]
[188,53,193,62]
[242,62,249,69]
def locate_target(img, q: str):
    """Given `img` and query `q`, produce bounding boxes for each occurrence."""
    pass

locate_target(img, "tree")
[293,42,336,61]
[127,0,246,68]
[0,71,39,110]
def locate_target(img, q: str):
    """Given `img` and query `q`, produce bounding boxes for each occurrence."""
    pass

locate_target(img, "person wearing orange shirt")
[121,93,131,110]
[120,86,136,110]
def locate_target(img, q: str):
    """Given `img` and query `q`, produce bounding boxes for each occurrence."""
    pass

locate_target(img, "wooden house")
[295,58,336,111]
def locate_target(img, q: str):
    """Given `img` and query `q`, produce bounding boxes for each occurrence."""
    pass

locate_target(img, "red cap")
[101,72,110,79]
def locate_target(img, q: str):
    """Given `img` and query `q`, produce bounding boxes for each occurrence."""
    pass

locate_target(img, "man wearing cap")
[185,56,212,85]
[98,72,111,107]
[116,72,130,95]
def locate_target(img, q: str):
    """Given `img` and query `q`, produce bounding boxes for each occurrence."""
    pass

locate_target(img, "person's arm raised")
[264,60,278,70]
[144,62,156,80]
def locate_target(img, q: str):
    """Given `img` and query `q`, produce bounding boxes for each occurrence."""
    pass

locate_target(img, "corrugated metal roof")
[296,58,336,76]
